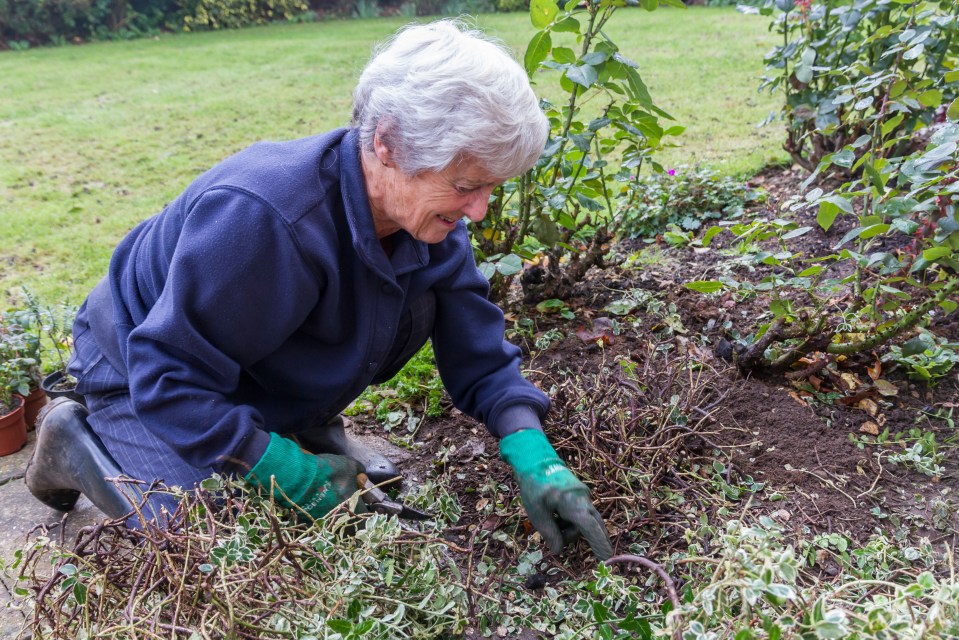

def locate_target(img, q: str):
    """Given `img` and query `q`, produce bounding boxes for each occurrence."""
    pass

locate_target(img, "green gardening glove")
[500,429,613,560]
[244,432,363,520]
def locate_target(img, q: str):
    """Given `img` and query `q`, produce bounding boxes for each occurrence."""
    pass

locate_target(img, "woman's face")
[370,159,503,244]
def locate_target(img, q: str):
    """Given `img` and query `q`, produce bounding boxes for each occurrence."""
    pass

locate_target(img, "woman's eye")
[456,185,477,195]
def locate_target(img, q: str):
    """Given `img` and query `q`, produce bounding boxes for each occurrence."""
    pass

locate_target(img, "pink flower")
[668,169,676,176]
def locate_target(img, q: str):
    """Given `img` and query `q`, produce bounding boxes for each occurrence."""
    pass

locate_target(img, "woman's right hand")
[244,432,363,520]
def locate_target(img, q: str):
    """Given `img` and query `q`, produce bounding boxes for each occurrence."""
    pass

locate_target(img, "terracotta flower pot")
[22,386,48,431]
[0,396,28,456]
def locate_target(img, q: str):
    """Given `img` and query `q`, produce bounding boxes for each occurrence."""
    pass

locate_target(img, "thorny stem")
[548,3,603,190]
[827,275,959,355]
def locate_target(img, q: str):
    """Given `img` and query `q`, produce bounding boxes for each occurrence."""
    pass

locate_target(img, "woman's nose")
[462,188,492,222]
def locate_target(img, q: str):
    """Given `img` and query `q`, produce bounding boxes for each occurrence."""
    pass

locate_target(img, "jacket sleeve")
[124,188,321,472]
[429,225,550,438]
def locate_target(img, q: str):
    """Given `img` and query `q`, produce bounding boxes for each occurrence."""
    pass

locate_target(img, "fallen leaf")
[874,379,898,396]
[866,360,881,381]
[788,391,808,406]
[859,421,879,435]
[476,497,490,511]
[857,398,879,416]
[837,388,877,406]
[809,374,823,391]
[575,317,615,345]
[840,372,862,390]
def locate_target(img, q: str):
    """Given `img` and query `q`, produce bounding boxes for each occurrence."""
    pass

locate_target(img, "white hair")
[351,19,548,178]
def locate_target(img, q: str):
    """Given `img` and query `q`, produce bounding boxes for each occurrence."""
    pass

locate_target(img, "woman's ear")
[372,126,394,168]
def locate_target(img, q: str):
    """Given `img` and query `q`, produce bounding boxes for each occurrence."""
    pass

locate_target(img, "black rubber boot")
[26,398,137,519]
[294,416,401,487]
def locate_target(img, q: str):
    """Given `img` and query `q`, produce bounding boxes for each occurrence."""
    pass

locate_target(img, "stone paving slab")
[0,431,108,639]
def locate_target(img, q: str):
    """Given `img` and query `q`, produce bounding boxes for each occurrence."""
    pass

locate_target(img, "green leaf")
[524,31,551,76]
[832,148,855,168]
[530,0,558,29]
[73,582,88,605]
[551,46,576,65]
[537,299,568,313]
[782,226,812,240]
[903,43,924,61]
[946,71,959,83]
[902,334,935,357]
[575,191,604,211]
[770,299,792,317]
[581,51,608,65]
[923,246,952,261]
[496,253,523,276]
[624,67,653,107]
[825,194,853,213]
[477,262,496,280]
[949,98,959,121]
[552,16,580,33]
[918,90,942,108]
[891,218,919,235]
[859,223,889,239]
[817,200,840,232]
[795,48,816,85]
[567,64,598,88]
[702,226,723,247]
[863,162,886,195]
[327,620,353,634]
[640,0,659,10]
[684,281,725,293]
[529,214,560,246]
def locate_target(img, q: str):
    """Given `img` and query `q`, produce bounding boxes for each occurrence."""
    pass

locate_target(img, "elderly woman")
[26,20,612,559]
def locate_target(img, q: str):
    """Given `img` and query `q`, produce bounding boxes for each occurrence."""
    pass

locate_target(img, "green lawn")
[0,8,785,306]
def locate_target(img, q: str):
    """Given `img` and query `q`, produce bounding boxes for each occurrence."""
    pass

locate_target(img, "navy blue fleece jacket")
[95,128,549,472]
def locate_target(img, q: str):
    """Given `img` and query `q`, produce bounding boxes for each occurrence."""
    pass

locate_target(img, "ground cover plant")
[3,3,959,640]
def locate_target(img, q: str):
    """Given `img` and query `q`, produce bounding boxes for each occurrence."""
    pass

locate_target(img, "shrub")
[617,164,765,239]
[0,0,100,47]
[685,0,959,375]
[752,0,959,174]
[494,0,527,13]
[181,0,310,31]
[475,0,685,304]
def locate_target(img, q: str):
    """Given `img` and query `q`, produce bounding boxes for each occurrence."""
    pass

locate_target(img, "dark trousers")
[68,291,435,522]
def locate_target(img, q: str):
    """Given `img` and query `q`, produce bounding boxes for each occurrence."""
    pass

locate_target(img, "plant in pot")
[19,292,83,405]
[2,308,47,428]
[0,357,31,456]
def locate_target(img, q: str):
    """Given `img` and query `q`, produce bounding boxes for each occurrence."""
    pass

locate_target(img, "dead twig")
[604,554,682,640]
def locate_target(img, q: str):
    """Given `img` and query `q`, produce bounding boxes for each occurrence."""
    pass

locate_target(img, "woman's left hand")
[500,429,613,560]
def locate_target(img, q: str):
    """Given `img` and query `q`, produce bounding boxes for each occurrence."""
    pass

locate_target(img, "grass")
[0,8,785,307]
